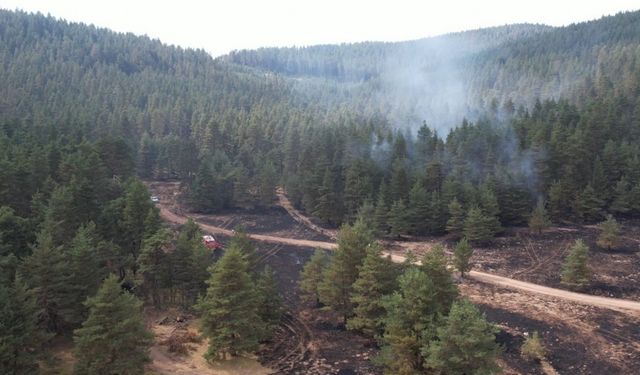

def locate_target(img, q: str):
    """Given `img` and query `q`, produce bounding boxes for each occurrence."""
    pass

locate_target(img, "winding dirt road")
[158,206,337,250]
[273,189,640,314]
[157,203,640,315]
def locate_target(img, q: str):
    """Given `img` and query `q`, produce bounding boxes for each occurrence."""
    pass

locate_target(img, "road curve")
[157,204,640,314]
[468,271,640,313]
[158,206,337,250]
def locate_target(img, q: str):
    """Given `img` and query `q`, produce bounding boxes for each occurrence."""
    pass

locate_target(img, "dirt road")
[467,271,640,313]
[156,202,640,314]
[274,188,640,314]
[158,206,337,250]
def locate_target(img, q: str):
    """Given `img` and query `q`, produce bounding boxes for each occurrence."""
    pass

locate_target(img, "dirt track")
[273,188,640,315]
[148,181,640,373]
[467,271,640,313]
[158,206,337,250]
[156,198,640,314]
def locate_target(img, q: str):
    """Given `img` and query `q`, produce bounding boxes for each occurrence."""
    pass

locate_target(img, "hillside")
[2,7,640,375]
[2,9,640,226]
[225,11,640,127]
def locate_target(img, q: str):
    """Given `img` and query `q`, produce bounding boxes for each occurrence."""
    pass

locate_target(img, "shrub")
[521,331,546,362]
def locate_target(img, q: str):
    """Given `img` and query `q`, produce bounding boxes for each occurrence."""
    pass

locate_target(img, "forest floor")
[470,224,640,300]
[146,180,640,374]
[146,309,271,375]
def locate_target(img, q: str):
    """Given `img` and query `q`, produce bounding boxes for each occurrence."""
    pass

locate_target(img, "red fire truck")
[202,235,223,250]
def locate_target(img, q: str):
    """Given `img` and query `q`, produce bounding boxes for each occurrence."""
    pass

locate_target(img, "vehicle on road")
[202,234,223,250]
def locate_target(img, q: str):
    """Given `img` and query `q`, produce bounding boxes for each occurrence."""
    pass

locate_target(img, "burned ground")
[473,225,640,300]
[254,242,380,374]
[147,181,640,374]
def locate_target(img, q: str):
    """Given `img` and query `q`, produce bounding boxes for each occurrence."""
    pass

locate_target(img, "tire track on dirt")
[272,189,640,315]
[157,203,640,314]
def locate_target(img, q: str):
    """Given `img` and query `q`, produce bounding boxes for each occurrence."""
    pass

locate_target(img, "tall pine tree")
[425,299,501,375]
[73,275,152,375]
[319,222,373,323]
[196,244,262,360]
[347,243,400,337]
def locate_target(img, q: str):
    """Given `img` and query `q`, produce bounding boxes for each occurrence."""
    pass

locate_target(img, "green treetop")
[73,275,152,375]
[596,214,621,250]
[561,239,591,287]
[195,244,262,361]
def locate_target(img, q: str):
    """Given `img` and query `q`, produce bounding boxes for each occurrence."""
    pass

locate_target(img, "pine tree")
[597,214,621,250]
[420,245,459,314]
[73,275,152,375]
[424,161,444,192]
[344,160,375,220]
[528,199,551,235]
[191,240,214,298]
[453,238,474,277]
[228,228,259,274]
[137,229,171,307]
[388,200,410,237]
[65,223,110,327]
[591,157,608,201]
[347,243,400,337]
[610,177,632,215]
[390,159,410,202]
[446,198,465,239]
[425,299,501,375]
[19,227,73,333]
[521,331,546,362]
[632,183,640,214]
[137,133,157,178]
[143,206,161,239]
[313,167,336,224]
[464,207,494,245]
[233,165,255,209]
[0,279,47,375]
[561,239,591,287]
[497,182,531,226]
[122,180,155,261]
[575,184,603,223]
[0,206,32,259]
[378,268,441,374]
[258,160,277,207]
[41,185,77,246]
[355,200,376,232]
[256,266,283,341]
[319,222,372,323]
[479,185,502,234]
[548,180,569,221]
[408,182,430,235]
[172,220,203,307]
[195,245,262,360]
[427,192,446,235]
[373,193,389,236]
[190,159,217,211]
[299,249,329,305]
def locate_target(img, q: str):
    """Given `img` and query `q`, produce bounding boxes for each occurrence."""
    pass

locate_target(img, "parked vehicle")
[202,235,223,250]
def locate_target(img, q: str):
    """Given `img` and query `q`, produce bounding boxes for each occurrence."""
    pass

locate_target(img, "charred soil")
[147,181,640,374]
[473,226,640,300]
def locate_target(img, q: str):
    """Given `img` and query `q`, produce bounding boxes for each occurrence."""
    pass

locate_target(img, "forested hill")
[0,9,294,139]
[223,24,552,82]
[224,11,640,126]
[1,8,640,235]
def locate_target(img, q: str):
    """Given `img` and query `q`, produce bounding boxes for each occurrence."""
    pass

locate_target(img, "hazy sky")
[1,0,638,56]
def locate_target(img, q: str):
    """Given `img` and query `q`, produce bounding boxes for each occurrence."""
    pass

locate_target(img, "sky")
[1,0,639,57]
